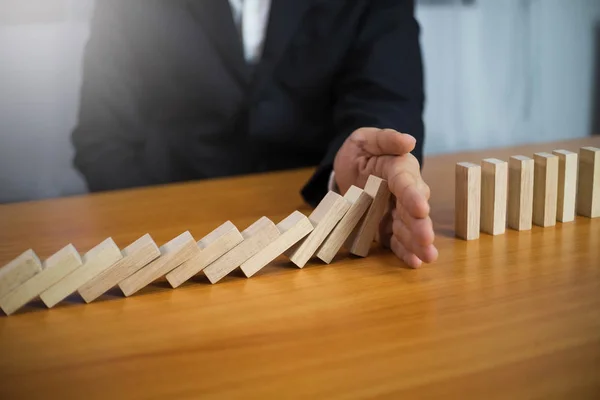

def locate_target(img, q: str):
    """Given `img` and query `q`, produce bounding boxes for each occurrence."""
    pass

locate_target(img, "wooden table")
[1,138,599,399]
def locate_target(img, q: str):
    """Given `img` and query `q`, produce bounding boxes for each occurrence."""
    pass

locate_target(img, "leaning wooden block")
[0,249,42,300]
[533,152,559,227]
[78,234,160,303]
[508,156,534,231]
[316,186,372,263]
[0,244,82,315]
[204,217,280,284]
[455,162,481,240]
[553,149,578,223]
[577,146,600,218]
[240,211,313,278]
[119,231,200,296]
[39,238,123,308]
[480,158,508,235]
[166,221,244,288]
[345,176,390,256]
[287,191,351,267]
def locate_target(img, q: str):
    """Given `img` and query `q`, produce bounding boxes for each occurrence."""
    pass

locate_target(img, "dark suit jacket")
[72,0,425,206]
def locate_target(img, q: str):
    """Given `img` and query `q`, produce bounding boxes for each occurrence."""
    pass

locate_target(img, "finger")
[351,128,416,157]
[392,217,438,263]
[390,236,422,268]
[395,204,435,247]
[371,156,429,219]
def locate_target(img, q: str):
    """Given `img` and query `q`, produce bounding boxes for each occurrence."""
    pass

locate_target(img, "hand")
[333,127,438,268]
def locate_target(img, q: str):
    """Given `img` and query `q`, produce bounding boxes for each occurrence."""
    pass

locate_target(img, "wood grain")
[39,238,123,308]
[577,146,600,218]
[166,221,244,288]
[481,158,508,235]
[316,186,372,264]
[0,137,599,399]
[533,152,559,227]
[507,156,534,231]
[0,249,42,300]
[553,149,578,223]
[455,162,481,240]
[118,231,200,296]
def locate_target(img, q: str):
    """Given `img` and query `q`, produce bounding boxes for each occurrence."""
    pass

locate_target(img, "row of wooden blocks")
[0,175,392,316]
[455,146,600,240]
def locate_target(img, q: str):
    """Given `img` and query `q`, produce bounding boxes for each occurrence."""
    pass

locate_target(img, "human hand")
[333,128,438,268]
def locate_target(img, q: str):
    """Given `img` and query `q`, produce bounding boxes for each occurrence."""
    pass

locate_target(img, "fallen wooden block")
[577,146,600,218]
[0,244,82,315]
[240,211,313,278]
[316,186,372,263]
[508,156,534,231]
[0,249,43,300]
[553,149,578,223]
[481,158,508,235]
[118,231,200,296]
[287,191,351,267]
[39,238,123,308]
[166,221,244,288]
[455,162,481,240]
[533,152,559,227]
[345,175,390,256]
[204,217,280,283]
[78,234,161,303]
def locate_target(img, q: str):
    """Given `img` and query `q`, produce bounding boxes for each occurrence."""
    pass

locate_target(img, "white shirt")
[228,0,272,64]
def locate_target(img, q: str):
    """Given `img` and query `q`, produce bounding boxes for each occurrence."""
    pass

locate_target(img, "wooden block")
[0,244,82,315]
[78,234,160,303]
[508,156,534,231]
[118,231,200,296]
[577,146,600,218]
[240,211,314,278]
[316,186,372,263]
[166,221,244,288]
[345,175,390,257]
[39,238,123,308]
[480,158,508,235]
[553,149,578,223]
[455,162,481,240]
[287,191,351,267]
[0,249,42,300]
[533,152,559,227]
[204,217,280,283]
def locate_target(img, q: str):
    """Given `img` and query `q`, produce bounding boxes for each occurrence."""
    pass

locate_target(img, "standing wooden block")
[118,231,200,296]
[533,152,559,227]
[39,238,123,308]
[553,149,578,223]
[78,234,160,303]
[166,221,244,288]
[204,217,280,284]
[316,186,372,263]
[577,146,600,218]
[345,175,390,257]
[240,211,314,278]
[287,191,351,267]
[480,158,508,235]
[0,244,82,315]
[455,162,481,240]
[508,156,534,231]
[0,249,42,300]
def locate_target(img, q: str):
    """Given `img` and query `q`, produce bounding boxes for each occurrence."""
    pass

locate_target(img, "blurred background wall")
[0,0,599,203]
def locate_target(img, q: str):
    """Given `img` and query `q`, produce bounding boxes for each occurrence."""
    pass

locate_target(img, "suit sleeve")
[71,1,153,192]
[301,0,425,207]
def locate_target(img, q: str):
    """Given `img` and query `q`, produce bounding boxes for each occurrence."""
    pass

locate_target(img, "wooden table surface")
[1,138,599,399]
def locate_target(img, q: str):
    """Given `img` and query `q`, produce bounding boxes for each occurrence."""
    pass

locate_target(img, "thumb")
[350,128,416,156]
